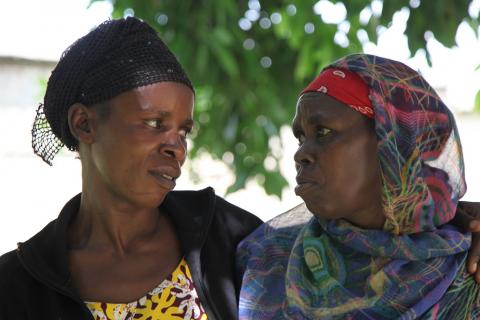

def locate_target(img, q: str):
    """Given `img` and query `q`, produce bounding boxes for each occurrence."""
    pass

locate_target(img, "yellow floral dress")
[85,258,208,320]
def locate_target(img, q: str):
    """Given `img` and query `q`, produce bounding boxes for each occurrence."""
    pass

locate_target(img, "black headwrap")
[32,17,193,165]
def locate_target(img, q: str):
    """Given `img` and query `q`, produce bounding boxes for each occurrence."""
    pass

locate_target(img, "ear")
[67,103,97,145]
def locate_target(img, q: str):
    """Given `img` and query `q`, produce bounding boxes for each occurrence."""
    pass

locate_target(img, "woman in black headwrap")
[0,17,261,320]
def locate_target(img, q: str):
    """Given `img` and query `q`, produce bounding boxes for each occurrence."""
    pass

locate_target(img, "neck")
[68,168,165,257]
[349,202,386,230]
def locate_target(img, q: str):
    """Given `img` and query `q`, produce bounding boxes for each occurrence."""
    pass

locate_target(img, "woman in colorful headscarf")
[237,54,480,319]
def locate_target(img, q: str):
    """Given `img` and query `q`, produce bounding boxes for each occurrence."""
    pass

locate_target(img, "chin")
[303,200,323,216]
[127,189,170,210]
[304,201,341,220]
[147,191,170,208]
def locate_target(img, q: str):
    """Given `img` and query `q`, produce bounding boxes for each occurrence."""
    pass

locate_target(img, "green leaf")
[474,90,480,113]
[213,28,234,46]
[263,171,289,198]
[208,41,239,77]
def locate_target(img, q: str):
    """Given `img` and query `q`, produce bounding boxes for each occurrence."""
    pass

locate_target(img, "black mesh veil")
[32,17,193,165]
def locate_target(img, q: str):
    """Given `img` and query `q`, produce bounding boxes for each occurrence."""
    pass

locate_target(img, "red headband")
[301,68,374,118]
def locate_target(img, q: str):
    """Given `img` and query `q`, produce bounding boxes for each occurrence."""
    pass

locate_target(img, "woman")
[0,17,262,320]
[238,54,480,319]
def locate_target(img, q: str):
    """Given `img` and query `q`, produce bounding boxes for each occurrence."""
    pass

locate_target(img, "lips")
[295,176,318,197]
[148,167,180,190]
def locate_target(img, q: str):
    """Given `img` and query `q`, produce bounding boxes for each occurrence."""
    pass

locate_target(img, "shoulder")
[0,249,31,298]
[0,248,66,319]
[236,204,312,310]
[212,194,263,237]
[0,249,21,281]
[165,187,263,239]
[0,211,67,296]
[237,203,312,270]
[240,202,311,247]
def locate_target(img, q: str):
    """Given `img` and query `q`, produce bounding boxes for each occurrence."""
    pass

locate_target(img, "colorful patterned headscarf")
[334,54,466,234]
[237,54,479,319]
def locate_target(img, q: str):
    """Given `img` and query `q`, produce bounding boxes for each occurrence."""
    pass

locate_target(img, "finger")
[467,255,478,274]
[468,234,480,276]
[469,220,480,233]
[475,269,480,284]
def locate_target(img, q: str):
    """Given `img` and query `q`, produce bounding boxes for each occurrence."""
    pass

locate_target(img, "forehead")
[293,92,359,125]
[108,82,194,115]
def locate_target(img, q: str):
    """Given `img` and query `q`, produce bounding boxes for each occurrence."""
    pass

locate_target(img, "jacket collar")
[17,187,216,299]
[161,187,216,257]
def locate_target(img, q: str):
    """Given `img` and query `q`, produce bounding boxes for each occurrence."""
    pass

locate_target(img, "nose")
[294,143,314,171]
[160,133,187,163]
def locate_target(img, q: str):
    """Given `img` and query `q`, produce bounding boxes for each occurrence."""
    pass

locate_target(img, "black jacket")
[0,187,263,320]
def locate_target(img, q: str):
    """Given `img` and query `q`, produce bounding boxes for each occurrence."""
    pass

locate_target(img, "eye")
[316,127,331,138]
[179,127,192,139]
[292,128,305,146]
[295,133,306,146]
[298,136,305,146]
[144,119,163,128]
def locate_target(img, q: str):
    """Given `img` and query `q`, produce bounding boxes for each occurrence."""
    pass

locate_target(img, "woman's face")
[84,82,194,209]
[292,92,385,229]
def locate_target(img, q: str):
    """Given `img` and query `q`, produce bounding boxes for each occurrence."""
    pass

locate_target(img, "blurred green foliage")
[36,78,48,103]
[92,0,479,197]
[475,89,480,113]
[476,64,480,113]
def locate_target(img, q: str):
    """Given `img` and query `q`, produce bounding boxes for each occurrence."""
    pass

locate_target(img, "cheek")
[92,129,150,181]
[179,140,188,163]
[335,136,381,205]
